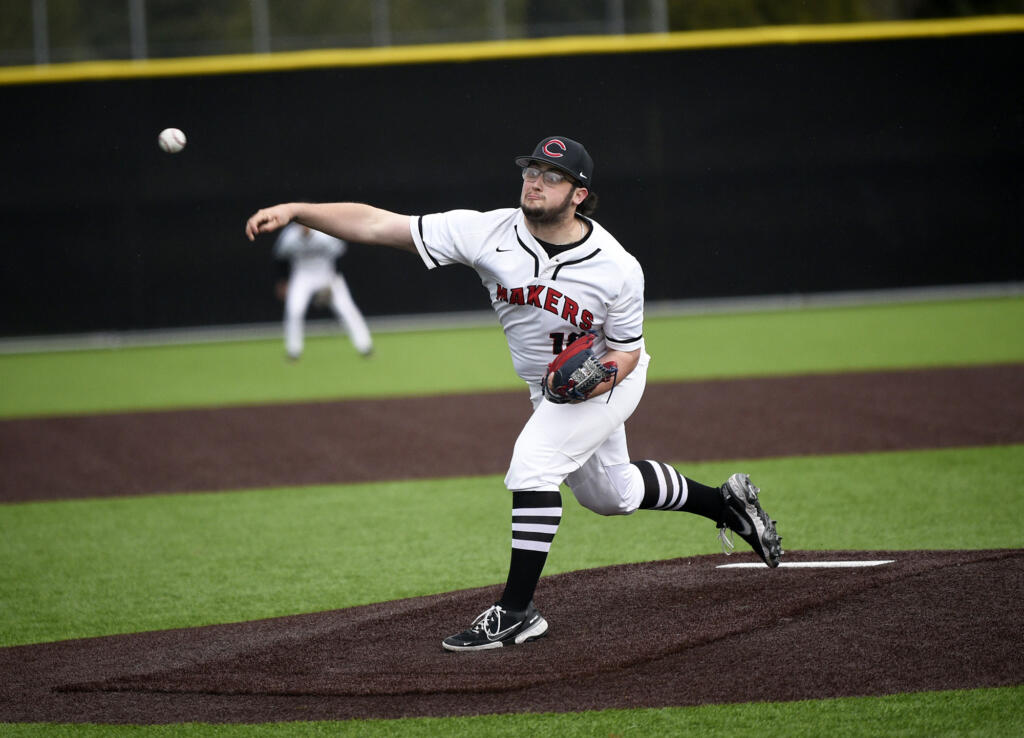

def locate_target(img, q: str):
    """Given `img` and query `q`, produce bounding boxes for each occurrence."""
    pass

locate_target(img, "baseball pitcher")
[246,135,783,652]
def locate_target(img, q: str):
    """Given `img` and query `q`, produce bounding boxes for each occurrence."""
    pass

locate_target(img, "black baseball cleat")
[717,473,783,567]
[442,602,548,652]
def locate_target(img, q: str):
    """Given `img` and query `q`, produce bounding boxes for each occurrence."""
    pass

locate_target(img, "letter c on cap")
[542,139,567,158]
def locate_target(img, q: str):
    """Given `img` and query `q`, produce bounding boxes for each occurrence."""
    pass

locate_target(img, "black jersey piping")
[551,248,601,280]
[418,216,441,268]
[606,333,644,345]
[513,225,540,278]
[534,217,593,257]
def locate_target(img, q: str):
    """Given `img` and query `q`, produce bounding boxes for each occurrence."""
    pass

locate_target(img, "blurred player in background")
[274,222,373,360]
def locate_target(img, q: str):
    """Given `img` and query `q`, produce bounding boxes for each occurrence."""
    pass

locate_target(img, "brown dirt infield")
[2,364,1023,502]
[1,364,1022,724]
[1,550,1021,724]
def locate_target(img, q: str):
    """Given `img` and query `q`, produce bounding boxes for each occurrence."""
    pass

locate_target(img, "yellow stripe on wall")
[2,14,1022,86]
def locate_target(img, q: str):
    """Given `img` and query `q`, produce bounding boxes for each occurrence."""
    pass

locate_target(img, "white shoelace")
[471,605,504,635]
[718,526,736,555]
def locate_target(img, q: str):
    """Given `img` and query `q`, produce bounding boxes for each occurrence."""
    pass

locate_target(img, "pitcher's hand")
[246,204,294,241]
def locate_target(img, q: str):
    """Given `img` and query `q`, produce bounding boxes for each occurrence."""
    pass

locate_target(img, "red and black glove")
[542,333,618,404]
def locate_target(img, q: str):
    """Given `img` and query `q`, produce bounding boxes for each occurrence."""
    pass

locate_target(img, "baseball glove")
[542,333,618,404]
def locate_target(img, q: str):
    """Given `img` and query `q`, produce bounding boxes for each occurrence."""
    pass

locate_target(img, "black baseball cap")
[515,135,593,186]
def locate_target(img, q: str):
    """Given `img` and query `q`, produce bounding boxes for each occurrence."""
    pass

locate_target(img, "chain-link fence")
[3,0,1022,67]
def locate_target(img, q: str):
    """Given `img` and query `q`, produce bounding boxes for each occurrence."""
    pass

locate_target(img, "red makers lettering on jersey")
[495,283,594,329]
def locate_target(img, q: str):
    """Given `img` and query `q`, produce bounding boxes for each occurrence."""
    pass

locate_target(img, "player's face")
[520,164,581,224]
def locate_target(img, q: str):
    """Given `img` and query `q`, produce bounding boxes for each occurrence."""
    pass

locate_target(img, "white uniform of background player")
[274,223,373,359]
[245,135,782,652]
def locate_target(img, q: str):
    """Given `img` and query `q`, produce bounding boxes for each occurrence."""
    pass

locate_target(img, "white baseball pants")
[284,270,373,357]
[504,352,650,515]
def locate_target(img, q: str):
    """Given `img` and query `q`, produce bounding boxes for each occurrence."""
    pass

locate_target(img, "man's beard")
[521,188,575,225]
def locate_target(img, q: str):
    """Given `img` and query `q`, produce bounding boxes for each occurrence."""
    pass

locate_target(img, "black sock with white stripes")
[498,489,562,612]
[632,459,724,521]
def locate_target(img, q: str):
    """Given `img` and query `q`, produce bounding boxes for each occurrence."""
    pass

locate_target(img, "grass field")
[1,687,1023,737]
[2,296,1022,418]
[2,295,1022,735]
[3,445,1022,648]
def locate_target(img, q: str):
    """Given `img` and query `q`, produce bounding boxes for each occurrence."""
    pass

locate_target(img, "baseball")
[158,127,187,153]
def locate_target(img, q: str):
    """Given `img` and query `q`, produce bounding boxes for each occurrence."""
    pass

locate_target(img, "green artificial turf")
[2,685,1022,737]
[3,445,1021,648]
[2,296,1022,735]
[645,296,1024,380]
[1,296,1021,418]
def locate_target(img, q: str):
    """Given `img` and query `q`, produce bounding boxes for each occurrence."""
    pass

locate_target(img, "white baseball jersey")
[410,207,646,385]
[273,223,373,358]
[274,223,347,276]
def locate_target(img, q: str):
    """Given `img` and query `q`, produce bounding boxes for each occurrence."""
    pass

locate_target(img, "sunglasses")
[522,166,574,186]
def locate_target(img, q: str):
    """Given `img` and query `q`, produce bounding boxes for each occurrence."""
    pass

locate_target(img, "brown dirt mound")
[1,549,1020,724]
[2,364,1023,502]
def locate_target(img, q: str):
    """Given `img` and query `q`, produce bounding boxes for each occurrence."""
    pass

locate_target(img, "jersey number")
[550,332,586,355]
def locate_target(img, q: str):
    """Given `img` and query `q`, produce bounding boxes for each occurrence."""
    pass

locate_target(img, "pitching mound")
[1,548,1021,724]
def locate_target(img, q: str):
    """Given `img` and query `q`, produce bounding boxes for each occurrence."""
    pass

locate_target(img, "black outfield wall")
[2,31,1021,336]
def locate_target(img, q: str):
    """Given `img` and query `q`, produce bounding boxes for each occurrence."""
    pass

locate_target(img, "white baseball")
[158,127,187,153]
